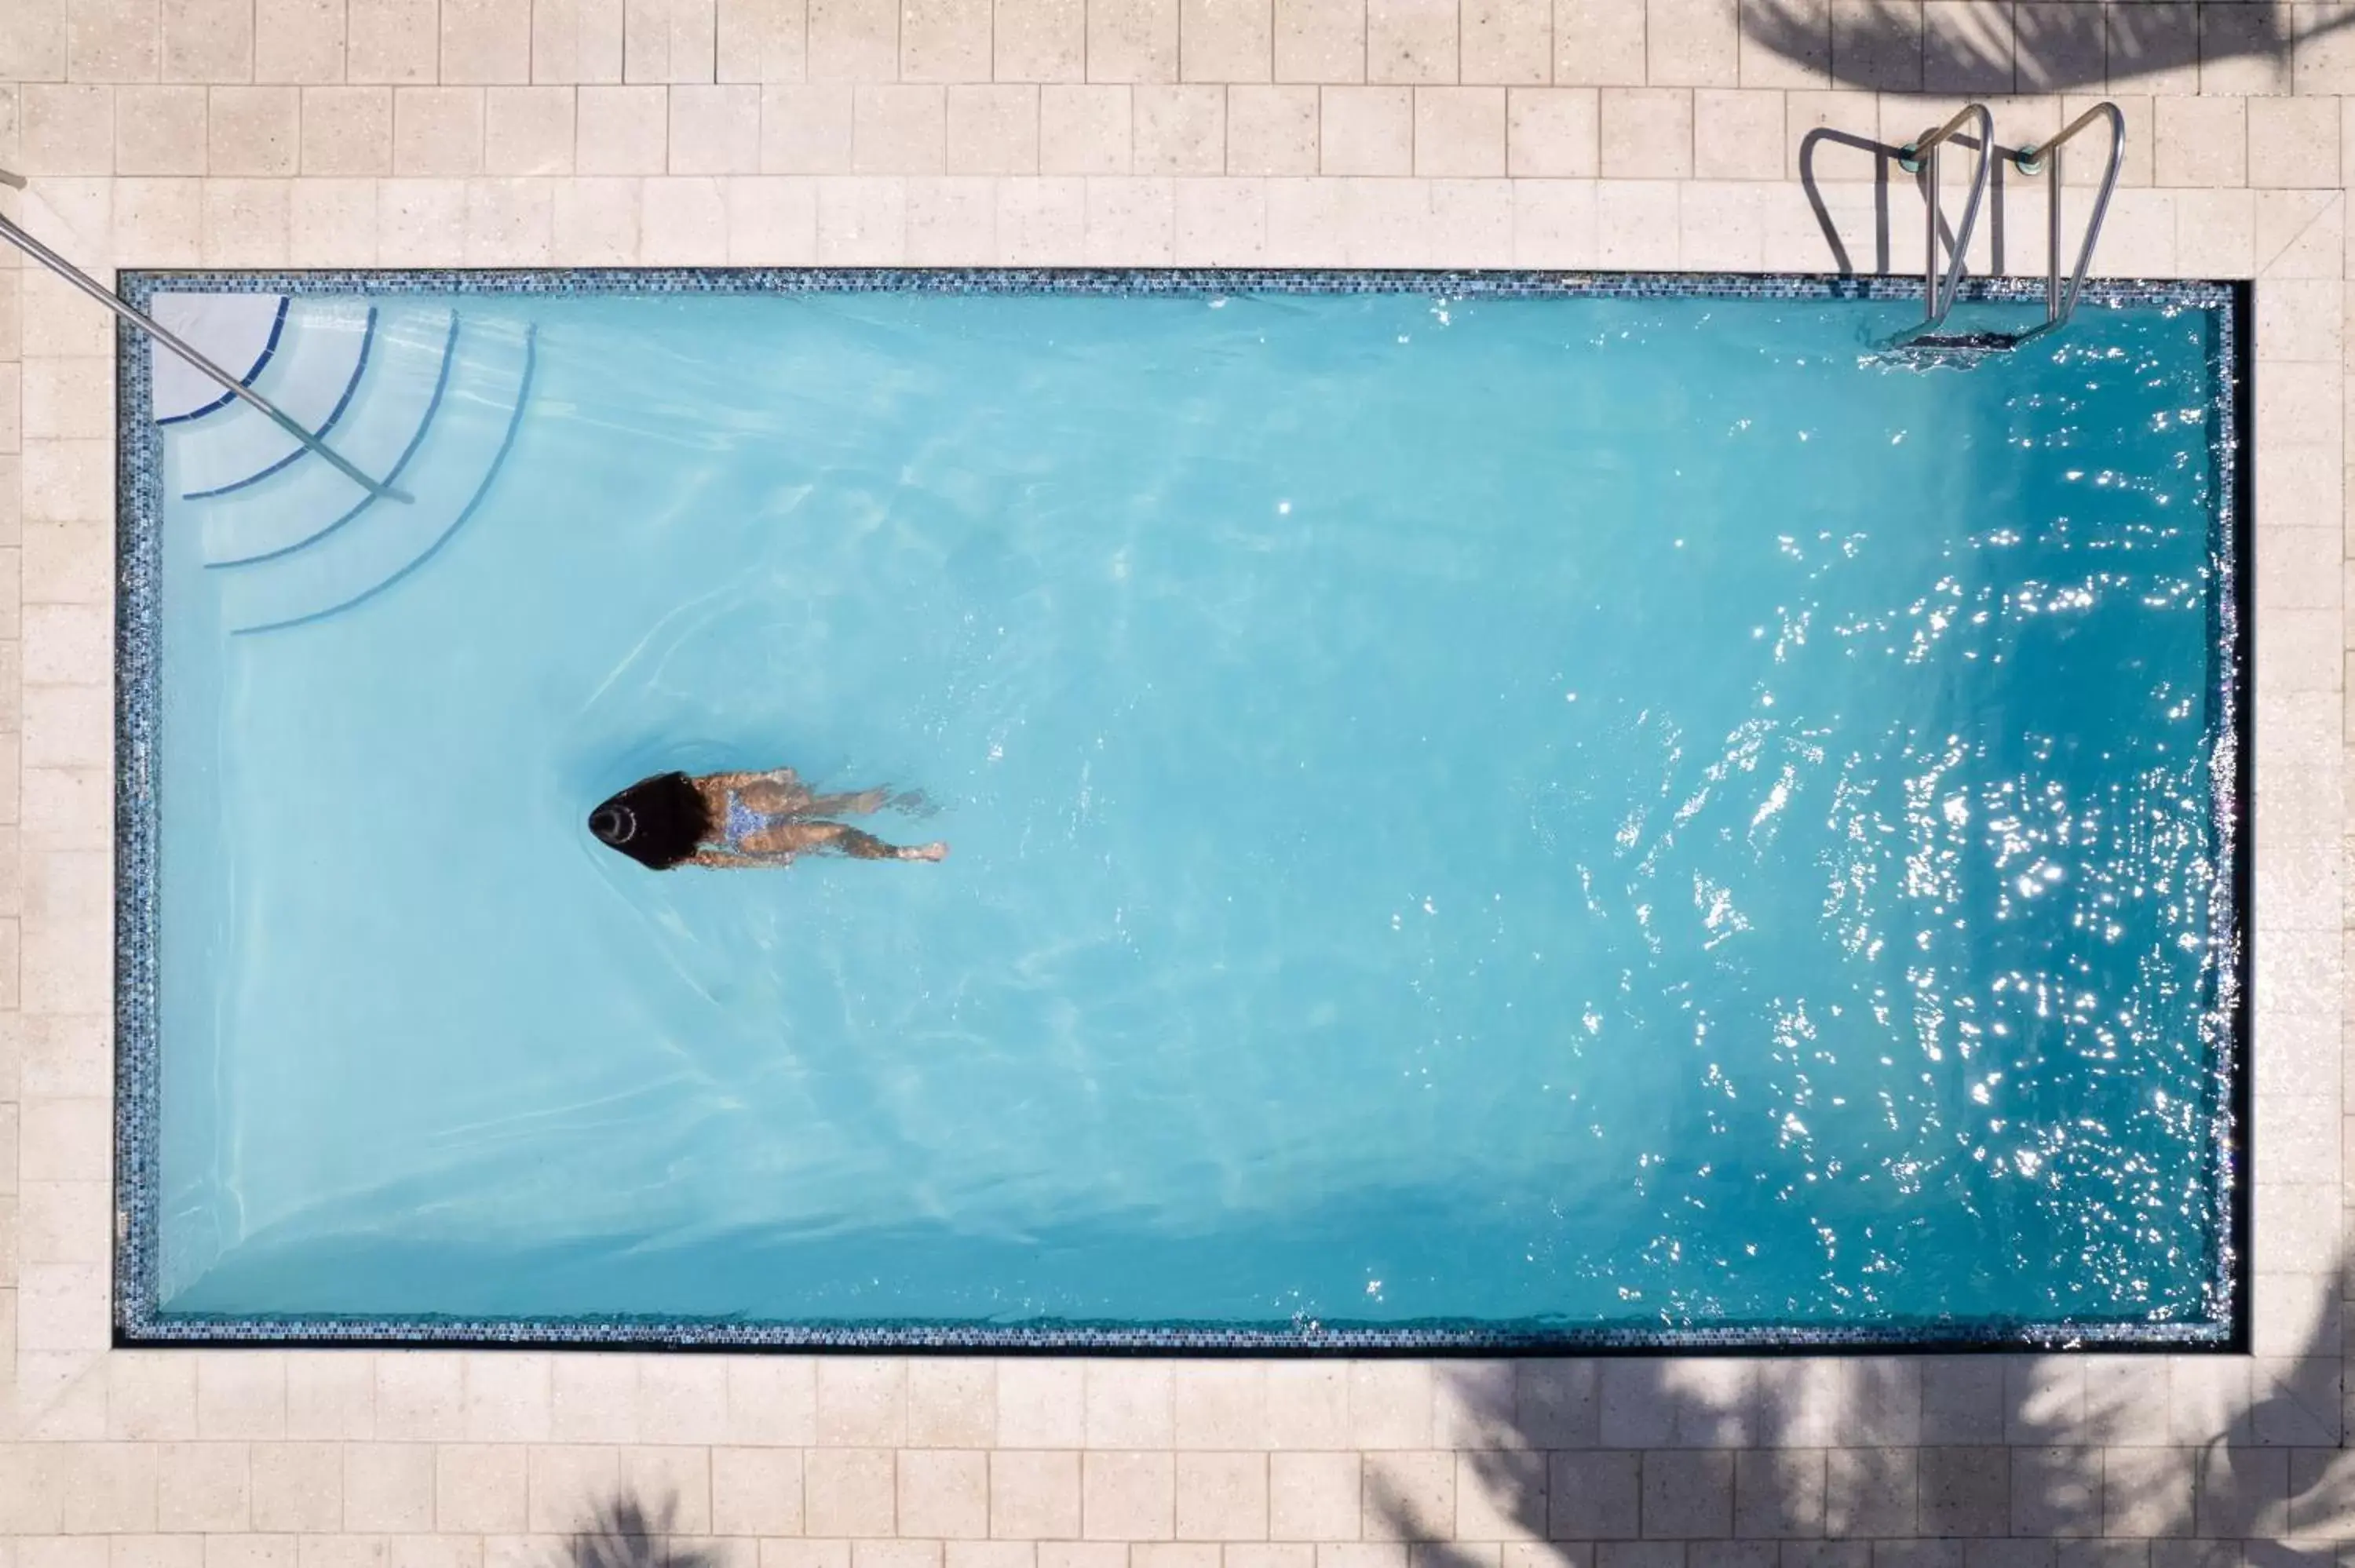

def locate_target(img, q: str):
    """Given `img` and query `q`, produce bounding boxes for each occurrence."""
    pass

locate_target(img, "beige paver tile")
[108,175,198,257]
[669,82,761,169]
[1226,82,1316,170]
[808,0,897,79]
[546,169,641,248]
[161,0,253,78]
[433,1444,527,1533]
[484,84,576,170]
[254,0,345,82]
[2105,1,2196,94]
[111,84,204,173]
[997,0,1086,79]
[208,84,298,172]
[1083,170,1174,258]
[1083,1449,1176,1541]
[1599,83,1692,177]
[991,1448,1083,1537]
[2176,184,2255,275]
[1274,0,1364,83]
[1691,83,1780,177]
[532,0,627,81]
[287,172,382,257]
[301,82,392,172]
[1921,0,2009,93]
[1173,1450,1269,1541]
[945,84,1039,172]
[1320,82,1409,172]
[1268,1451,1360,1539]
[1457,0,1544,83]
[1183,0,1272,80]
[903,0,992,78]
[2249,95,2339,188]
[1737,0,1824,87]
[1555,0,1645,85]
[154,1441,252,1531]
[524,1444,621,1533]
[1367,0,1455,83]
[762,82,854,169]
[1649,0,1737,86]
[463,172,557,258]
[717,0,808,80]
[852,83,945,171]
[576,82,667,170]
[1039,83,1130,172]
[440,0,533,80]
[621,0,718,81]
[1829,0,1919,89]
[900,1447,991,1538]
[283,1352,377,1440]
[251,1443,338,1532]
[816,171,907,257]
[1361,1449,1454,1541]
[1506,84,1595,173]
[2201,2,2291,97]
[66,0,161,82]
[1090,0,1180,82]
[724,1356,820,1446]
[21,86,115,175]
[375,1352,467,1442]
[346,0,436,80]
[2295,3,2355,95]
[1679,175,1763,265]
[343,1442,436,1532]
[2154,93,2246,187]
[817,1358,911,1448]
[394,85,487,173]
[713,1444,805,1533]
[196,172,291,260]
[1415,84,1503,173]
[1134,84,1224,173]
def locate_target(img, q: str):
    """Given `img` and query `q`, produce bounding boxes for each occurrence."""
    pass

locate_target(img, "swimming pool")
[115,271,2246,1350]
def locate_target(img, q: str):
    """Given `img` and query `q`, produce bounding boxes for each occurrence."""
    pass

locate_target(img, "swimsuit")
[720,790,792,852]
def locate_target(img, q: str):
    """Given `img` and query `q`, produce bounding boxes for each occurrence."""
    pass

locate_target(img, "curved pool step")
[152,294,289,425]
[163,299,382,498]
[216,319,536,636]
[192,308,461,569]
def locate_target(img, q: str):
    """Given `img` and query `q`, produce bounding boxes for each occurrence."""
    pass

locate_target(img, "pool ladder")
[1893,101,2126,353]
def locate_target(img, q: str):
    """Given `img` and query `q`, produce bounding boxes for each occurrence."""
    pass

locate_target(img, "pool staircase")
[154,296,536,634]
[1892,101,2125,356]
[0,196,534,636]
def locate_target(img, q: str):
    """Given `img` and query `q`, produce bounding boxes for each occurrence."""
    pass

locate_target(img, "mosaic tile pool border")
[110,268,2250,1354]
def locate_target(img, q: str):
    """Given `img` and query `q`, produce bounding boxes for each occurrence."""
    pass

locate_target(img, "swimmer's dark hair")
[588,771,711,870]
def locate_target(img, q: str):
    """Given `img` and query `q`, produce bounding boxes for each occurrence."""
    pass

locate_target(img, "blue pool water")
[133,278,2240,1345]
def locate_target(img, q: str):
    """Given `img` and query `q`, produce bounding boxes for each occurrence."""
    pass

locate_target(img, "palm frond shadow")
[564,1493,719,1568]
[1387,1263,2349,1553]
[1743,0,2355,93]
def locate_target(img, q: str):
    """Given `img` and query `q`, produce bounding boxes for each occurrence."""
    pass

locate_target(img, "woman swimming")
[587,768,947,870]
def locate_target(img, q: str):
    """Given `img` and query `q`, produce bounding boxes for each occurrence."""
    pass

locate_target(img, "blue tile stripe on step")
[206,309,460,570]
[235,323,538,636]
[181,304,381,501]
[154,294,290,427]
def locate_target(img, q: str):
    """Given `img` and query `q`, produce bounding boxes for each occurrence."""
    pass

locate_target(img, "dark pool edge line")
[111,268,2255,1358]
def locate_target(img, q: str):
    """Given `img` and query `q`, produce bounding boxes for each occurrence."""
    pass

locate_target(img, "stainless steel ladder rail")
[1894,104,1995,342]
[2010,103,2127,342]
[0,168,410,505]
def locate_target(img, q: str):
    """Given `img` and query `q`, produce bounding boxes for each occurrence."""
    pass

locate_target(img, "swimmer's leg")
[746,821,947,862]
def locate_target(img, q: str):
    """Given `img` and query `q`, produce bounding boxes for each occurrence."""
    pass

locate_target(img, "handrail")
[1895,104,1995,340]
[2010,102,2126,339]
[0,184,409,505]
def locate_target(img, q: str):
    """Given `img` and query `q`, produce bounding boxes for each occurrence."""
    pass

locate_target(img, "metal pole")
[0,207,409,505]
[1924,141,1939,324]
[2046,143,2063,323]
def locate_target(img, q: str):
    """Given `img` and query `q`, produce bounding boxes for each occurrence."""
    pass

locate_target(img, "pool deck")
[0,0,2349,1555]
